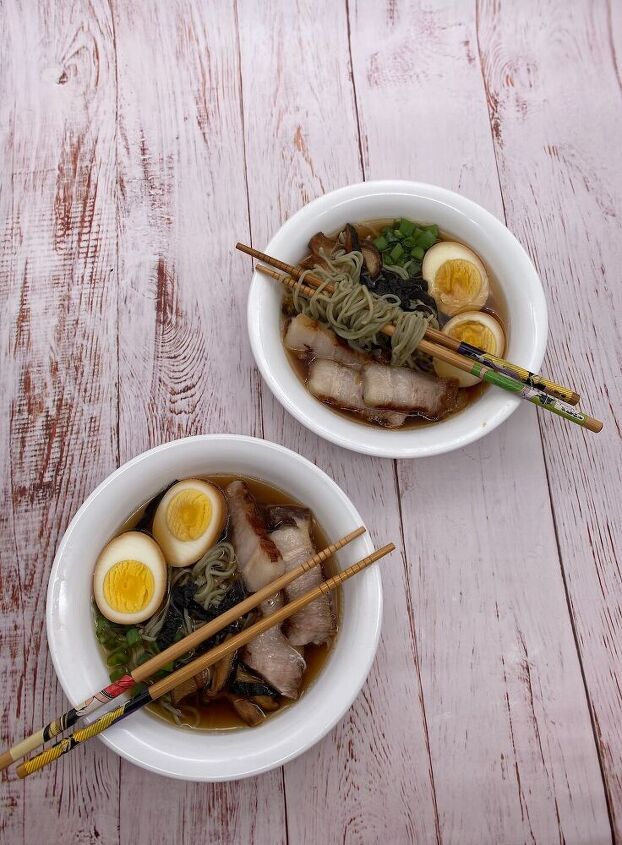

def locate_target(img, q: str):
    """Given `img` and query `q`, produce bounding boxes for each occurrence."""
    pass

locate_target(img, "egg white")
[152,478,227,567]
[93,531,167,624]
[434,310,506,387]
[422,241,490,316]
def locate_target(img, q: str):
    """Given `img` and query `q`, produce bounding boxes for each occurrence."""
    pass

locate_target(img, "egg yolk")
[166,489,212,541]
[448,320,496,352]
[435,259,482,307]
[103,560,155,613]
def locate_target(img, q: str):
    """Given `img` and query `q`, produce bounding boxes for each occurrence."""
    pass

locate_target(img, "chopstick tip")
[585,417,604,433]
[236,242,255,256]
[370,542,396,561]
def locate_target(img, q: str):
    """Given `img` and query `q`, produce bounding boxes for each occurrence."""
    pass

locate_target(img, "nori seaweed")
[361,267,438,318]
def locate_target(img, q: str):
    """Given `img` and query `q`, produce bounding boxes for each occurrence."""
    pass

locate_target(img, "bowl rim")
[46,434,382,781]
[247,179,549,458]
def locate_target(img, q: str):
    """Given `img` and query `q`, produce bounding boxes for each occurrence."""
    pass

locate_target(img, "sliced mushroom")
[343,223,361,254]
[204,651,236,699]
[225,661,281,724]
[361,240,382,279]
[171,668,211,705]
[309,232,337,258]
[253,694,280,713]
[230,697,266,727]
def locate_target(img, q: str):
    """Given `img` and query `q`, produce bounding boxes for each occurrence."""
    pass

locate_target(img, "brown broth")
[282,218,508,429]
[105,474,339,733]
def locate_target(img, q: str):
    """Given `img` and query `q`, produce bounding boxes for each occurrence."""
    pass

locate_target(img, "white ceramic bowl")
[248,180,548,458]
[46,435,380,781]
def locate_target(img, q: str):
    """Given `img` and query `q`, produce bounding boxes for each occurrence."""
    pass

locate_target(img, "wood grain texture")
[477,0,622,837]
[1,0,620,843]
[112,2,285,843]
[0,1,120,844]
[114,0,263,454]
[350,1,611,842]
[237,1,440,842]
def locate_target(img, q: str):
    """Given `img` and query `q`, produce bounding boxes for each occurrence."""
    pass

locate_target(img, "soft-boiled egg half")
[93,531,167,624]
[422,241,489,316]
[152,479,226,567]
[434,310,506,387]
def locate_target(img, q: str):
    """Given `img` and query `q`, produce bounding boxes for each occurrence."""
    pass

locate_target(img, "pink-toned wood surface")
[0,1,619,843]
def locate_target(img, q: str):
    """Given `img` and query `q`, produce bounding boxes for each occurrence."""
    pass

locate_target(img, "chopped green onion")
[107,650,129,667]
[126,628,141,646]
[418,231,437,250]
[376,219,439,276]
[390,243,404,262]
[108,643,130,656]
[398,218,416,236]
[373,235,388,251]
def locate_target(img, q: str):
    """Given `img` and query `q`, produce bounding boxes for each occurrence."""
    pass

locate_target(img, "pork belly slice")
[242,593,306,699]
[227,481,305,699]
[307,358,407,428]
[284,314,369,366]
[266,506,336,647]
[362,362,459,420]
[226,480,285,592]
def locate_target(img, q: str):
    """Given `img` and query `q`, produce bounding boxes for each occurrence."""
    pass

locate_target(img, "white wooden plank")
[478,0,622,836]
[237,2,441,842]
[0,1,120,843]
[349,0,611,842]
[0,2,618,842]
[112,2,286,842]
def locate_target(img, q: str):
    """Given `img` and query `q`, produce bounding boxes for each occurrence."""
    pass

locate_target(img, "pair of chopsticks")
[235,243,603,434]
[3,527,394,779]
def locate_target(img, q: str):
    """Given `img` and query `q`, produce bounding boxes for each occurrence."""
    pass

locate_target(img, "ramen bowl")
[46,435,380,781]
[247,180,548,458]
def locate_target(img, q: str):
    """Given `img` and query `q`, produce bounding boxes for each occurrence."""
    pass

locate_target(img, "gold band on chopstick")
[17,705,126,778]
